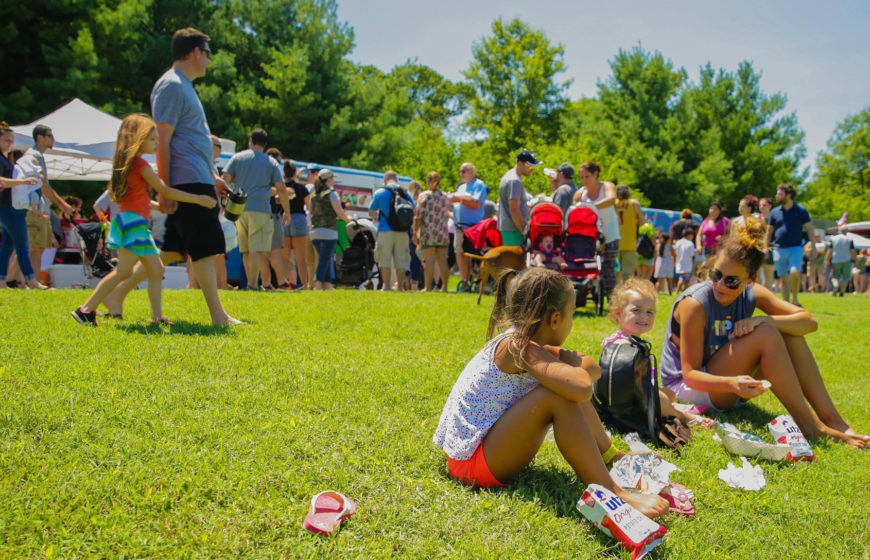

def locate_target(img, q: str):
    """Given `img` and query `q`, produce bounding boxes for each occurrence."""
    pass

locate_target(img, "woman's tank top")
[580,184,620,243]
[660,281,756,386]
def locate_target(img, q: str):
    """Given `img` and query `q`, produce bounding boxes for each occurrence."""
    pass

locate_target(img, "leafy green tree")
[804,107,870,221]
[594,47,689,209]
[681,61,805,210]
[463,18,571,154]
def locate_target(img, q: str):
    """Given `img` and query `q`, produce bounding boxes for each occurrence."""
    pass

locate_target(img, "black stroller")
[336,218,380,289]
[62,218,115,287]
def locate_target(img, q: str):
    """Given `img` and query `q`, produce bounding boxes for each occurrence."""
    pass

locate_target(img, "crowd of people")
[2,27,868,326]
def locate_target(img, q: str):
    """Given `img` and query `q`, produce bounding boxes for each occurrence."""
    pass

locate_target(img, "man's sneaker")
[71,307,98,326]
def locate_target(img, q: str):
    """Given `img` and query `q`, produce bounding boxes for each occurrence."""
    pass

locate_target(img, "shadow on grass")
[438,461,618,552]
[116,319,239,336]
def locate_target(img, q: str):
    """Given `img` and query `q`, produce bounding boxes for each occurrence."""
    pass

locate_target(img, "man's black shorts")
[162,182,225,262]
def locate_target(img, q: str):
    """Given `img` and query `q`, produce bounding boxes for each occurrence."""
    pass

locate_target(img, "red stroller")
[563,202,605,315]
[528,202,564,270]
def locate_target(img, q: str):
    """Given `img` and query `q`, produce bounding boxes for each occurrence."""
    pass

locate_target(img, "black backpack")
[636,233,655,260]
[593,335,691,449]
[386,187,414,232]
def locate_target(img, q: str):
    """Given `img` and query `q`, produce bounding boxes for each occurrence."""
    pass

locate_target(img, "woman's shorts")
[107,212,159,257]
[283,213,309,238]
[677,272,692,283]
[447,444,505,488]
[664,378,723,412]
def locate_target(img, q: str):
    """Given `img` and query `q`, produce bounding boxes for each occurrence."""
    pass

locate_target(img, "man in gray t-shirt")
[551,162,578,214]
[222,128,289,289]
[498,149,540,246]
[105,27,239,326]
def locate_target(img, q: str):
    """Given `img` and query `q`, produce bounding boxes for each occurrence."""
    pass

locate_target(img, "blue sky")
[336,0,869,175]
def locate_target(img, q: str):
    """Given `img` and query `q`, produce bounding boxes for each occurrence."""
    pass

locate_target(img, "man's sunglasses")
[709,268,745,290]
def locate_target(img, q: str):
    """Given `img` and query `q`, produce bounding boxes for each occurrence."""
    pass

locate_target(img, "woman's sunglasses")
[709,268,745,290]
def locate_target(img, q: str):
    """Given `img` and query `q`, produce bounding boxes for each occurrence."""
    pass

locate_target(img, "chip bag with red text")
[576,484,667,560]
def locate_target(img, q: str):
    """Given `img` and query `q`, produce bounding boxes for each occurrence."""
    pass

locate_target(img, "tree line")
[2,0,865,220]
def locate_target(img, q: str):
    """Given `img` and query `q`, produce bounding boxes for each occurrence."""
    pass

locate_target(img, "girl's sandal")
[148,316,174,326]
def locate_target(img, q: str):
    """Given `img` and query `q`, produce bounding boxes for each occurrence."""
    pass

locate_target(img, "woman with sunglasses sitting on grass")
[660,217,868,448]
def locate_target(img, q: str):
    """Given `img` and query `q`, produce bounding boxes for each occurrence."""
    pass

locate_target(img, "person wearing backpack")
[369,170,415,291]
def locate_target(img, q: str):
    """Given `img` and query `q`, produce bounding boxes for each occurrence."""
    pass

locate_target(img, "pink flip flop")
[659,482,695,516]
[303,491,357,536]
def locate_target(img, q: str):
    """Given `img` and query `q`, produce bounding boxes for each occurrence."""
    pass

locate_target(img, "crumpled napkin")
[610,446,680,495]
[718,457,766,490]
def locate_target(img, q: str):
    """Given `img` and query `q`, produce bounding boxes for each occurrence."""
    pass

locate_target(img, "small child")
[674,228,696,292]
[654,233,675,294]
[604,278,713,427]
[433,267,668,519]
[532,234,567,269]
[71,114,216,326]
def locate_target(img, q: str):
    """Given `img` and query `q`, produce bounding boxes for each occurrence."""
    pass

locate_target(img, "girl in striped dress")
[71,114,216,326]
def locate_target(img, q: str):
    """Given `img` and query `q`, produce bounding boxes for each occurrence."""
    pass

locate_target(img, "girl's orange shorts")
[446,444,506,488]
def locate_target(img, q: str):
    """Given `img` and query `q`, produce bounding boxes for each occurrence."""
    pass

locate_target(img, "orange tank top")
[118,157,152,219]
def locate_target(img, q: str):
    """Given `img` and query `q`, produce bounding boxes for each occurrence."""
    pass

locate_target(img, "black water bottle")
[224,188,247,222]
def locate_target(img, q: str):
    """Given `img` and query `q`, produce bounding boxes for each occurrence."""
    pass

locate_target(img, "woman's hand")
[730,375,769,399]
[731,316,767,338]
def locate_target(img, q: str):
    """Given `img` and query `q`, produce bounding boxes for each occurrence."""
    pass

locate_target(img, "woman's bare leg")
[292,236,309,287]
[421,247,435,292]
[482,386,668,518]
[781,333,868,441]
[705,323,865,447]
[436,247,449,292]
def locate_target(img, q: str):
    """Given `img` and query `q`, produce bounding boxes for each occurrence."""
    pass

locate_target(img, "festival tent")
[11,98,130,181]
[10,98,235,181]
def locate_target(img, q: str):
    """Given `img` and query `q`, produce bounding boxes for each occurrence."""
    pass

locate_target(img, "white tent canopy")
[11,98,234,182]
[11,98,129,181]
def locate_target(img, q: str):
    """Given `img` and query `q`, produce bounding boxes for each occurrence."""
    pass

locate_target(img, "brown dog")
[466,245,527,304]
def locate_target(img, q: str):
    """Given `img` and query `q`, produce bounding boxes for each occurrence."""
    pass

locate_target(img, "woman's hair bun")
[735,216,766,251]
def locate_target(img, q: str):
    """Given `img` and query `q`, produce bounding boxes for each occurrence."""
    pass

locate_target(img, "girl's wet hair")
[718,216,767,278]
[488,267,575,367]
[607,277,657,324]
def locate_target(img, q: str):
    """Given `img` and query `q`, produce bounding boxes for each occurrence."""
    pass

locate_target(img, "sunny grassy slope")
[0,288,868,559]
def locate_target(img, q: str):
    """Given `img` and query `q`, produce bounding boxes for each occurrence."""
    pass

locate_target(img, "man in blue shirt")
[221,128,288,290]
[369,170,414,291]
[765,182,815,306]
[449,162,488,292]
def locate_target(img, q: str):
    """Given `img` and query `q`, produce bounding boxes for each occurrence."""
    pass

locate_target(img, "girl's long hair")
[487,267,575,368]
[658,233,670,257]
[109,113,155,203]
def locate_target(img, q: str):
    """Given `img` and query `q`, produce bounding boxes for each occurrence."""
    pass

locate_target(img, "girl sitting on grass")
[603,277,713,428]
[661,217,868,448]
[71,114,216,326]
[433,267,668,518]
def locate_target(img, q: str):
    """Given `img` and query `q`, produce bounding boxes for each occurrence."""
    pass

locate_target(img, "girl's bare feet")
[617,489,669,518]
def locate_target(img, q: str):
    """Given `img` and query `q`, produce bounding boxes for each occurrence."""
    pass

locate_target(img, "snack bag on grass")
[576,484,667,560]
[768,415,816,461]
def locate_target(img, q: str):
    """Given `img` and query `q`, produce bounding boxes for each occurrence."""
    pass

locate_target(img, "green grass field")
[1,288,868,559]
